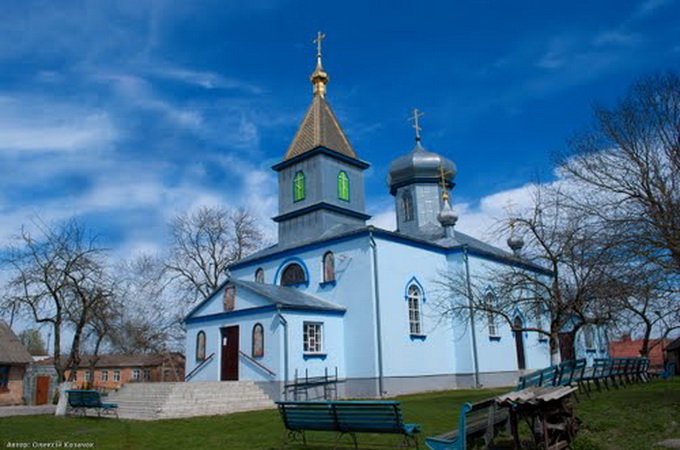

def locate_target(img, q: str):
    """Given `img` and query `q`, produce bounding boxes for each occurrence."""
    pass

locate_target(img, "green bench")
[276,400,421,448]
[425,398,509,450]
[66,390,118,418]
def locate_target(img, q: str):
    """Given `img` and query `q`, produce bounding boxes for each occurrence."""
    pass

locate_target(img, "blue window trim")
[403,276,426,303]
[489,336,502,342]
[319,280,337,288]
[303,353,328,360]
[409,334,427,341]
[275,257,310,287]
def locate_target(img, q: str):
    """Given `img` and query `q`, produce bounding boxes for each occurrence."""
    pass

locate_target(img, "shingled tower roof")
[284,32,356,160]
[284,96,356,160]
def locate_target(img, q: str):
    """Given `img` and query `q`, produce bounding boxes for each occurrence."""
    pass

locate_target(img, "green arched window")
[293,171,305,202]
[337,171,349,201]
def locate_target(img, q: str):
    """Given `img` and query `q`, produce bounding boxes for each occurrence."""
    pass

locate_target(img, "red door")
[221,326,239,381]
[35,376,50,405]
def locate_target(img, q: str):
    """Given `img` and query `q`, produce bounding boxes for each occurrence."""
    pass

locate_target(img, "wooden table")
[496,386,580,450]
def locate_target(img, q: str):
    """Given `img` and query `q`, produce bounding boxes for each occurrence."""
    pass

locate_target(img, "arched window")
[402,189,414,222]
[255,268,265,283]
[323,251,335,283]
[196,331,206,361]
[223,286,235,311]
[293,171,305,202]
[281,263,307,286]
[583,325,595,349]
[407,284,422,335]
[486,293,498,336]
[252,323,264,358]
[337,171,349,201]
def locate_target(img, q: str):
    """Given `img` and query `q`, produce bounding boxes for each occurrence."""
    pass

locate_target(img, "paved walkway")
[0,405,56,417]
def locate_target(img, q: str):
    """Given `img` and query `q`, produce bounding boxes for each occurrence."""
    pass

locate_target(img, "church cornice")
[389,177,456,196]
[272,202,372,223]
[272,146,370,172]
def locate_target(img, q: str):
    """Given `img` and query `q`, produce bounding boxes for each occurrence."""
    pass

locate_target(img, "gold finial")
[439,164,454,202]
[310,31,329,97]
[408,108,425,142]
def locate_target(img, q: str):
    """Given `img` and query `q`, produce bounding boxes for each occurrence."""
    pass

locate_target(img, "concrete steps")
[105,381,275,420]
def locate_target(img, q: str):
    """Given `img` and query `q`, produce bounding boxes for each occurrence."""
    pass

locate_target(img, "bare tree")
[166,206,265,302]
[608,262,680,356]
[561,71,680,275]
[435,185,620,364]
[110,254,184,354]
[1,219,114,382]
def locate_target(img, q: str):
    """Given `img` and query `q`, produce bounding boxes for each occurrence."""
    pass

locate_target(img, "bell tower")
[272,32,371,245]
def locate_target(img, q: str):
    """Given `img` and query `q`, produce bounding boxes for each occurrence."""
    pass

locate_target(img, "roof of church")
[284,94,356,160]
[230,225,551,275]
[232,279,346,312]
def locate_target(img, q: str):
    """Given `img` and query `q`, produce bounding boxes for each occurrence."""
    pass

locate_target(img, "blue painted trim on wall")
[409,334,427,341]
[272,202,372,222]
[404,276,427,302]
[489,336,502,342]
[272,146,370,171]
[186,305,278,325]
[228,227,552,276]
[274,257,311,286]
[303,353,328,360]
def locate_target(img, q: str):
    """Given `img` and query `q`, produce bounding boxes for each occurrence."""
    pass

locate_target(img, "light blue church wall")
[465,254,552,376]
[372,237,457,379]
[229,234,378,380]
[283,310,345,381]
[185,309,282,383]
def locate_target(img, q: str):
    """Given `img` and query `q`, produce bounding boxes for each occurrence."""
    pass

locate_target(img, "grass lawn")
[1,378,678,449]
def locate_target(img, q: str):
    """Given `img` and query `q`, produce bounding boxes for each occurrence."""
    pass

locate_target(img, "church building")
[184,38,563,399]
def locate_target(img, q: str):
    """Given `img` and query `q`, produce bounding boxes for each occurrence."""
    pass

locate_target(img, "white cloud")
[0,97,116,153]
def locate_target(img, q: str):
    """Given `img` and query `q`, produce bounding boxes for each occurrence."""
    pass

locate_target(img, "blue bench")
[66,390,118,418]
[659,362,676,380]
[276,400,421,448]
[425,398,509,450]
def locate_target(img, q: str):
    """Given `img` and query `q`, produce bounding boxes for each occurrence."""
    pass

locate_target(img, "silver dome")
[387,141,457,195]
[437,201,458,228]
[507,234,525,253]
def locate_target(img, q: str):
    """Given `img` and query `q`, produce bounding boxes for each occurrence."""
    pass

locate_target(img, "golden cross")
[313,31,326,58]
[439,164,454,201]
[408,108,425,141]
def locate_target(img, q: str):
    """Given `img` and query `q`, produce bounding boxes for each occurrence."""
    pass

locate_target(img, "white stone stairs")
[105,381,275,420]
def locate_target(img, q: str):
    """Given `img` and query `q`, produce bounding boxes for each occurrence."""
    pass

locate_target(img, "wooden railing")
[239,350,276,377]
[185,352,215,381]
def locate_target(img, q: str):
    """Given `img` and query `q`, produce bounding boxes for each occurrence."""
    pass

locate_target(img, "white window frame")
[303,322,324,354]
[143,369,151,381]
[584,325,595,349]
[486,292,498,337]
[85,370,92,382]
[113,370,120,382]
[132,369,141,381]
[407,285,423,335]
[101,370,108,382]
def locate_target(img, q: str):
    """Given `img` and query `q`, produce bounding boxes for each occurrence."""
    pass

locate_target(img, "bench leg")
[334,432,358,450]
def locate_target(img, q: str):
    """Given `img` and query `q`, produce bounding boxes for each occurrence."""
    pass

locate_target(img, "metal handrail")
[185,352,215,381]
[239,350,276,377]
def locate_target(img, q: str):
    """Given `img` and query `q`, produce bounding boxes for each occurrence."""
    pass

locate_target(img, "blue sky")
[1,0,679,257]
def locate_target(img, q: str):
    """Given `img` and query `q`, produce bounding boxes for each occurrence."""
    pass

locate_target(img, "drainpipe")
[276,306,289,399]
[369,233,385,397]
[463,246,480,388]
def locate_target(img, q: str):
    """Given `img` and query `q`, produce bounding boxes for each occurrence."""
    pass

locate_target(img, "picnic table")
[496,386,579,450]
